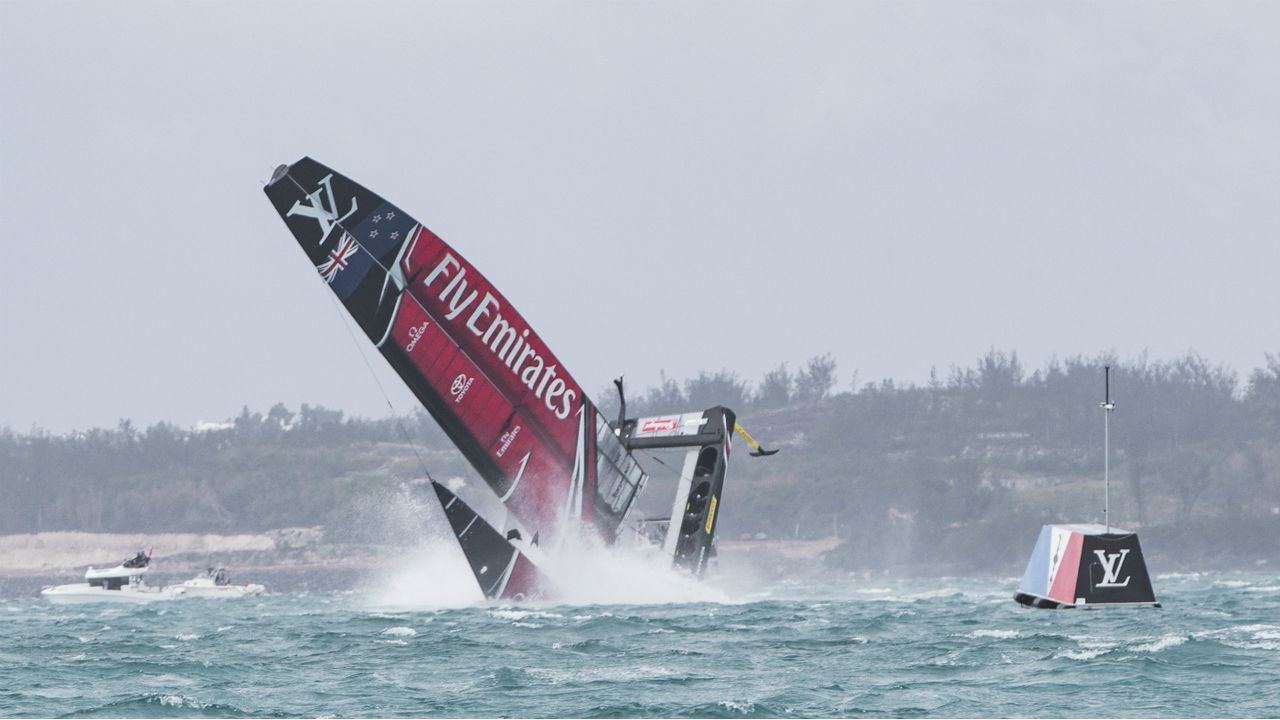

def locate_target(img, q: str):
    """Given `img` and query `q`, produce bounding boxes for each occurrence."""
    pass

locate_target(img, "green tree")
[794,354,837,402]
[756,363,792,408]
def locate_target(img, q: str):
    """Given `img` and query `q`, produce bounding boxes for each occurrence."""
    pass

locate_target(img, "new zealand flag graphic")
[322,203,417,302]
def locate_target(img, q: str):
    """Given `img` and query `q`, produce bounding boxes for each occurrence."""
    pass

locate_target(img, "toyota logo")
[451,374,469,396]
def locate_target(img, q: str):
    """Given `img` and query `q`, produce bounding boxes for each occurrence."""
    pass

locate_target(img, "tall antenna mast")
[1101,365,1116,534]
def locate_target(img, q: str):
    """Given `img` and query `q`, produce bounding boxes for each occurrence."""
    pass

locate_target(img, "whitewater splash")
[360,484,484,610]
[362,483,736,609]
[534,532,732,606]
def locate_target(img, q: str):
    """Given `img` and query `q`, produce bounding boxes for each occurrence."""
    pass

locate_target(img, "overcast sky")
[2,1,1277,433]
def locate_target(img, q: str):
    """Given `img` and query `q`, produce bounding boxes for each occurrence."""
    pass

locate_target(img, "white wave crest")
[972,629,1019,639]
[1132,634,1187,653]
[1059,635,1119,660]
[1232,623,1280,633]
[529,664,675,685]
[158,695,210,709]
[1057,648,1108,660]
[490,608,563,621]
[1244,585,1280,593]
[570,611,614,621]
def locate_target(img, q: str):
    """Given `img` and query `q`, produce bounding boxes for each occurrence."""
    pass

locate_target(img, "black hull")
[1014,592,1162,610]
[1014,592,1072,609]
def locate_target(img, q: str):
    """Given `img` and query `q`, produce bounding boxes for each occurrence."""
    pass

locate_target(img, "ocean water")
[2,571,1279,718]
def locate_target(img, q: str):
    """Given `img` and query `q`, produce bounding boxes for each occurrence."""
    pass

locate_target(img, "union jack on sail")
[316,235,359,283]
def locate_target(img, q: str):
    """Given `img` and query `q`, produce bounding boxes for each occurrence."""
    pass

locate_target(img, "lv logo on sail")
[288,173,358,241]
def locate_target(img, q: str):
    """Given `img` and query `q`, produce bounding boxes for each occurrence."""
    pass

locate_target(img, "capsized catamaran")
[264,158,774,600]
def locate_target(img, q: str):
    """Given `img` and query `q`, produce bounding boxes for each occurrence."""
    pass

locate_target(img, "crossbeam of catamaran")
[264,158,776,601]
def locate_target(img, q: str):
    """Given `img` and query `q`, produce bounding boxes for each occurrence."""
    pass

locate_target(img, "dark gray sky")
[2,1,1277,432]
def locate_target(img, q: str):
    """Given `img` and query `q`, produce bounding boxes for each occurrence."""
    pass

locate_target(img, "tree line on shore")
[3,350,1279,572]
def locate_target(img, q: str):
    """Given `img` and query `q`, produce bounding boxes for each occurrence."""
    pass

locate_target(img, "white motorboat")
[166,567,265,599]
[40,550,172,605]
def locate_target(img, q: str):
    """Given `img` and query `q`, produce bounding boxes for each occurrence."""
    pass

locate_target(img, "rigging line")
[322,287,436,483]
[639,449,693,487]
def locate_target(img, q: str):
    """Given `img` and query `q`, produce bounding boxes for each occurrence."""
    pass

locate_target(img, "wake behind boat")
[40,550,171,605]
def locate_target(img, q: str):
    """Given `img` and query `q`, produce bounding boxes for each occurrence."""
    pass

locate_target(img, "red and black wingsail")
[264,158,645,553]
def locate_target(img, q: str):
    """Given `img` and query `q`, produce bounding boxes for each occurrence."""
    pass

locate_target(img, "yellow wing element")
[733,422,779,457]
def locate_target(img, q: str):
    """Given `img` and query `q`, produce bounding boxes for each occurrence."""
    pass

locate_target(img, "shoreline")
[1,529,1269,594]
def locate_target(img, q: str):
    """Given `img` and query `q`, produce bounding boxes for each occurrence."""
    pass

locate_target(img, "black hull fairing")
[1014,592,1162,610]
[671,425,732,576]
[618,407,736,576]
[1013,592,1071,610]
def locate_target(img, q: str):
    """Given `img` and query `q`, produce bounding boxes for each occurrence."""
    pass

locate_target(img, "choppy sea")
[3,570,1279,718]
